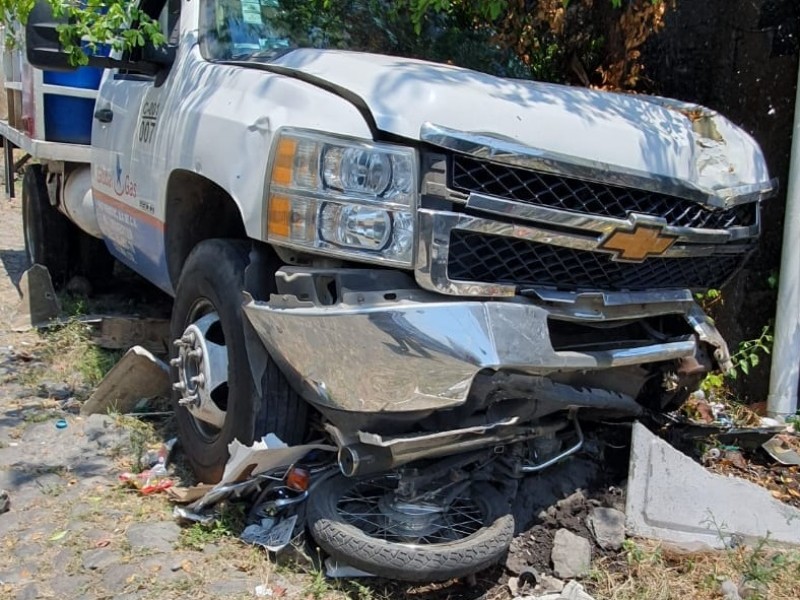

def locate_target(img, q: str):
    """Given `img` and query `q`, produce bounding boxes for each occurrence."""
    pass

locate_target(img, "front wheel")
[170,239,307,483]
[307,473,514,582]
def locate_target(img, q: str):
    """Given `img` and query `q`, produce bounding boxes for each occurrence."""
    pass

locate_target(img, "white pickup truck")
[1,0,774,582]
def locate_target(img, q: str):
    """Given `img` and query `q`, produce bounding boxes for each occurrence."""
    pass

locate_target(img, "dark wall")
[644,0,799,402]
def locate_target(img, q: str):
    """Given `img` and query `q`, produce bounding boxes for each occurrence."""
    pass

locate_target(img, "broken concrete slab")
[550,529,591,579]
[586,507,626,551]
[89,316,171,355]
[13,265,60,329]
[81,346,171,416]
[626,422,800,549]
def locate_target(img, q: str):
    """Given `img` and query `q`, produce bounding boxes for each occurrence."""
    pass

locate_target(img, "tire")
[308,473,514,582]
[73,230,116,291]
[21,164,74,287]
[170,239,307,483]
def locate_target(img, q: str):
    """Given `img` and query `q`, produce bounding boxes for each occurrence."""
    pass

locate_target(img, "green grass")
[178,503,247,551]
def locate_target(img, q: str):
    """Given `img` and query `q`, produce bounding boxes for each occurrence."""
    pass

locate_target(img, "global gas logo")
[96,155,138,199]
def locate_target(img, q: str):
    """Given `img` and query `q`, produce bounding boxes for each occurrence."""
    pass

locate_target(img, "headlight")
[265,129,417,266]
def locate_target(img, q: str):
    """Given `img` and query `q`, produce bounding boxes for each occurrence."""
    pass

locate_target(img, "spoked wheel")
[308,473,514,582]
[170,239,307,483]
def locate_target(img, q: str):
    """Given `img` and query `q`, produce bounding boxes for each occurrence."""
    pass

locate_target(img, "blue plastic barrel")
[43,66,103,144]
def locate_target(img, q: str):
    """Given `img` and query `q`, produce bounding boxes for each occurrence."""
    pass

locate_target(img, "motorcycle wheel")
[308,473,514,582]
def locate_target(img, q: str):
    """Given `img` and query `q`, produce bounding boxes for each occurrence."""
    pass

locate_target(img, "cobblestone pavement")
[0,184,294,600]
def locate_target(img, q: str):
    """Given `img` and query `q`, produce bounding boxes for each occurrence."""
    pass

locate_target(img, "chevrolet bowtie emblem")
[598,224,677,262]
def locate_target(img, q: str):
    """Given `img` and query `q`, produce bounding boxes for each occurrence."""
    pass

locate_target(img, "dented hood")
[269,49,772,204]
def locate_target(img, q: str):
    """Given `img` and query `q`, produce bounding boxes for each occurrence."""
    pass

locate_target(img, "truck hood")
[266,49,772,204]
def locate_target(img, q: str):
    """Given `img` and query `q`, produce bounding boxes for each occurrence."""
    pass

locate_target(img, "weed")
[700,325,774,400]
[30,319,121,389]
[305,566,333,600]
[178,502,246,551]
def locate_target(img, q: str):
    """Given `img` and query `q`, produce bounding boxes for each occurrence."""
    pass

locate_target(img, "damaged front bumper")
[243,268,730,423]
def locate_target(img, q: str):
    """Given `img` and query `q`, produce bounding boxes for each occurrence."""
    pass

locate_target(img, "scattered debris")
[13,265,60,329]
[508,570,564,597]
[626,422,800,549]
[0,489,9,514]
[81,345,170,415]
[119,468,174,495]
[324,558,375,578]
[139,437,177,471]
[166,483,217,504]
[519,580,596,600]
[55,418,68,429]
[89,316,171,354]
[720,578,743,600]
[216,435,334,487]
[586,507,625,551]
[240,515,298,552]
[762,434,800,466]
[550,529,591,578]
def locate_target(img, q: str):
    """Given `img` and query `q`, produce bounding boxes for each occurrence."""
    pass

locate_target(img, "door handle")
[94,108,114,123]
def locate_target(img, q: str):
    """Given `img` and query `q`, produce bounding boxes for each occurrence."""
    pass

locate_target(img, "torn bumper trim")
[242,277,718,414]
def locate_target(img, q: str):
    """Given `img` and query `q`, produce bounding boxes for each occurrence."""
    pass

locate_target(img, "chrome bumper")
[242,269,729,415]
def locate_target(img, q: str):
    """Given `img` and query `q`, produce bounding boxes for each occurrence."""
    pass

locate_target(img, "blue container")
[43,66,103,145]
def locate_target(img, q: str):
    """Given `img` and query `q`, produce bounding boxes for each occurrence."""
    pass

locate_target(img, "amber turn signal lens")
[272,137,298,186]
[285,466,310,492]
[267,194,291,238]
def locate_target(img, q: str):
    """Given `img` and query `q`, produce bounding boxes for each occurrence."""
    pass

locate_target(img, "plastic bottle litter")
[119,468,174,495]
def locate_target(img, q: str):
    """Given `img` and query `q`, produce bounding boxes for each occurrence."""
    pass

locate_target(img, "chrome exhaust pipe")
[337,419,571,477]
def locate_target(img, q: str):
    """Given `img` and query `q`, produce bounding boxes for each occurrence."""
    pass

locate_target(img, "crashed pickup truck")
[2,0,773,582]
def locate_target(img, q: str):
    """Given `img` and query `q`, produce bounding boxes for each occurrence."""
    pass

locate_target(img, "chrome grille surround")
[415,124,769,299]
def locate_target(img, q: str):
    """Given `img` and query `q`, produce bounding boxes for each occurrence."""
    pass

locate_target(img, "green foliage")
[701,325,774,397]
[1,0,165,66]
[283,0,528,78]
[728,325,773,379]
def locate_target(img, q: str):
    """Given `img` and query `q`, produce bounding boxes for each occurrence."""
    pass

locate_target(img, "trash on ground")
[172,505,216,525]
[119,467,175,495]
[55,418,68,429]
[240,514,298,552]
[166,483,217,504]
[81,345,171,415]
[324,558,376,578]
[762,433,800,466]
[139,437,177,471]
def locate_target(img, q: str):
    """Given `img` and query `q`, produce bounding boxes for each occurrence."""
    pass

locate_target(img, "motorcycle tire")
[308,472,514,582]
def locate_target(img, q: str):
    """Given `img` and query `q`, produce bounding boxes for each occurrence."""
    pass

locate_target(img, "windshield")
[202,0,299,60]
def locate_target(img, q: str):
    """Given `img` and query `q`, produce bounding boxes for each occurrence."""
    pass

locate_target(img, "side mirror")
[25,0,173,75]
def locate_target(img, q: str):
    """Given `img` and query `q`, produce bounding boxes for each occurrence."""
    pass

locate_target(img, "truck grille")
[447,230,744,292]
[451,155,756,230]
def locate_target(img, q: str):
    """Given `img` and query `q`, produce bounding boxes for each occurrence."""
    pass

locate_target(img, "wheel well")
[165,170,247,289]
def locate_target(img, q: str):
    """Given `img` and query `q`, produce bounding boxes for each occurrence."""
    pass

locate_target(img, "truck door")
[92,0,179,294]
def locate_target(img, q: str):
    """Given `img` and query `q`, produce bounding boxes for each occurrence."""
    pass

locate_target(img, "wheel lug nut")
[188,348,203,360]
[190,374,205,386]
[173,339,184,348]
[172,382,186,392]
[169,358,181,367]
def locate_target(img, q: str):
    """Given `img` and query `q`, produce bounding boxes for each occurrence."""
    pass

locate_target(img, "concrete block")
[626,422,800,549]
[550,529,591,578]
[13,265,60,329]
[81,346,171,415]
